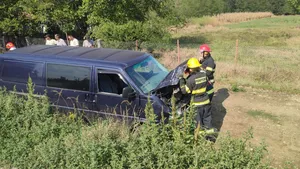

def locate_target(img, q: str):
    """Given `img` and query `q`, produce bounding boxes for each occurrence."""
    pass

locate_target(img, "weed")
[247,110,279,123]
[0,79,270,168]
[231,83,246,92]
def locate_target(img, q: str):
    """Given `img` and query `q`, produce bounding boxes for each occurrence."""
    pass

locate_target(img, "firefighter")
[6,42,16,51]
[199,44,215,102]
[179,58,212,130]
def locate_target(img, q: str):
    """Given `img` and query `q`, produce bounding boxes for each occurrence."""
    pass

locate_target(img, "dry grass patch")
[216,12,274,23]
[173,12,274,36]
[186,12,274,29]
[285,36,300,46]
[159,48,199,69]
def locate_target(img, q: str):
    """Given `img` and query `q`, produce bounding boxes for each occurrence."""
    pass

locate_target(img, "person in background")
[82,36,93,48]
[199,44,216,102]
[6,42,16,51]
[45,34,57,45]
[68,35,79,47]
[55,34,67,46]
[199,44,216,85]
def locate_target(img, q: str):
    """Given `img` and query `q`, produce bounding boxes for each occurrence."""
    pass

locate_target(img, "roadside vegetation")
[0,79,269,168]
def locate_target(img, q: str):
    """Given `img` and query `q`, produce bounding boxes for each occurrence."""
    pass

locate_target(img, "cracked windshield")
[126,56,168,93]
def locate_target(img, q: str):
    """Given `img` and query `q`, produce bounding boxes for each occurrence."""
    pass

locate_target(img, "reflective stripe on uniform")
[181,85,191,93]
[209,79,215,83]
[192,87,206,94]
[192,99,210,106]
[207,88,214,95]
[195,77,207,84]
[206,67,215,72]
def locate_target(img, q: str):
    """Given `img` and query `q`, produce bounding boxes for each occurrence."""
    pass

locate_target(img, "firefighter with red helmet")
[199,44,215,102]
[6,42,16,51]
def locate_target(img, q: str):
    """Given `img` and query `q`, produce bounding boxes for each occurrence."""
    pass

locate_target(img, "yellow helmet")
[187,58,201,69]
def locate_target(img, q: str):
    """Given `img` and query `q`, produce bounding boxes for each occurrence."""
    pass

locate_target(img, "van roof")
[4,45,147,68]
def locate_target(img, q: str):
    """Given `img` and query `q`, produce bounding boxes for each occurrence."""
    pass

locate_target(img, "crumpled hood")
[153,59,188,92]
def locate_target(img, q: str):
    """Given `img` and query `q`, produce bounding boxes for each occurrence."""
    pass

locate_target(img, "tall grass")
[216,12,274,23]
[188,12,274,27]
[0,79,270,168]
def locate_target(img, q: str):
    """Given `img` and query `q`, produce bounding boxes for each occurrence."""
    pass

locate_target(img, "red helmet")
[199,44,211,53]
[6,42,15,49]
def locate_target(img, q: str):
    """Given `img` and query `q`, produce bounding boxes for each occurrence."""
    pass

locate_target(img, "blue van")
[0,45,188,122]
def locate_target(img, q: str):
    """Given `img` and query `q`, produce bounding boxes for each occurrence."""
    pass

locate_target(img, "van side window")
[47,64,91,91]
[98,72,128,95]
[0,60,44,85]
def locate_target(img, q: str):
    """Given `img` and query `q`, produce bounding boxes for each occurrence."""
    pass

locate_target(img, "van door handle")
[92,95,97,103]
[85,93,89,102]
[85,94,96,103]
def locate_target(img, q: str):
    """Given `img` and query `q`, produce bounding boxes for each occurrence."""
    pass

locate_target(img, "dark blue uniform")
[200,56,216,102]
[180,70,212,129]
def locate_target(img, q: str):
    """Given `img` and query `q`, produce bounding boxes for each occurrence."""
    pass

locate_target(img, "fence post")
[65,32,69,46]
[97,39,102,48]
[2,35,5,48]
[177,39,180,64]
[234,39,239,72]
[135,40,138,51]
[25,36,30,46]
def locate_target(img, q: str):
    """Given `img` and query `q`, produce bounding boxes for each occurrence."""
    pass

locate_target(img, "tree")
[19,0,87,37]
[287,0,300,13]
[0,0,40,36]
[80,0,171,42]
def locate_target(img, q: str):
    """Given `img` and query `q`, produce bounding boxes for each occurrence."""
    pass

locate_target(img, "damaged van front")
[125,55,189,120]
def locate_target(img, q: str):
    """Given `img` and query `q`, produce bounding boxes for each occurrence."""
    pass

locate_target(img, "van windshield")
[125,56,169,94]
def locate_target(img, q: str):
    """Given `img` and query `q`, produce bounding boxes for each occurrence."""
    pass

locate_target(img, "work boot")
[205,128,218,143]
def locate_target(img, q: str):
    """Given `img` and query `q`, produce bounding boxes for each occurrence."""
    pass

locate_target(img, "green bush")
[91,20,170,45]
[231,83,246,92]
[0,78,270,168]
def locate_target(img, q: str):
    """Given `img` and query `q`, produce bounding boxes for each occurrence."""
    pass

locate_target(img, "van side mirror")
[122,86,136,99]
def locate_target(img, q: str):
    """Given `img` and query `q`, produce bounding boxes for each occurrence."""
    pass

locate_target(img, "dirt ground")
[212,83,300,168]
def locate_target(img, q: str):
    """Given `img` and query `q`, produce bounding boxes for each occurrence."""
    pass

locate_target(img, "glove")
[179,78,186,87]
[177,74,184,79]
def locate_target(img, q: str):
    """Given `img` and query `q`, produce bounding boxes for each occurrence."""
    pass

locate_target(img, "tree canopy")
[0,0,298,43]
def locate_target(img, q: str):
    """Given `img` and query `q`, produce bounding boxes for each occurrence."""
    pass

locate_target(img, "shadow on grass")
[212,88,229,131]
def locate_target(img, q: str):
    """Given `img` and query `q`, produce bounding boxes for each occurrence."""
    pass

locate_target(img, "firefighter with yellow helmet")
[179,57,212,130]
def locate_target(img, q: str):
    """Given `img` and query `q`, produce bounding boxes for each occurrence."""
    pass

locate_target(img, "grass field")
[160,15,300,94]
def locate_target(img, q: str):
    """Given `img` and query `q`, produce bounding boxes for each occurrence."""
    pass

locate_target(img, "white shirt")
[70,38,79,47]
[82,40,92,47]
[56,39,67,46]
[46,39,57,45]
[9,47,16,50]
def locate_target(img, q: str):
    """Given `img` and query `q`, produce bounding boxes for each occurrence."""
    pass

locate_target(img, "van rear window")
[0,60,44,85]
[46,64,91,91]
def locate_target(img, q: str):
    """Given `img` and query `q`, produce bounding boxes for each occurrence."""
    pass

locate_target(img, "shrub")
[0,78,269,168]
[91,20,171,45]
[231,83,246,92]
